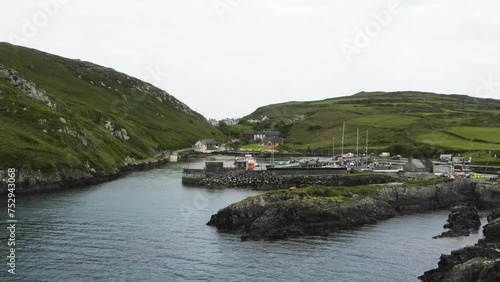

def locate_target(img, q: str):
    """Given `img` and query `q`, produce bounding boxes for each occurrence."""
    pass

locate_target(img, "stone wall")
[186,169,403,190]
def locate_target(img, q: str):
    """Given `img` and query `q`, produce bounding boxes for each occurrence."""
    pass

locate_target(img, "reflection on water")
[0,159,484,281]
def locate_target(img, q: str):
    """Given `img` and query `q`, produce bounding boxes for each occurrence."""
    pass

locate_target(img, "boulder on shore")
[433,204,481,238]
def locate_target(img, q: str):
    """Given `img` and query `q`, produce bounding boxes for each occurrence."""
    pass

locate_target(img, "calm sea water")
[0,159,486,282]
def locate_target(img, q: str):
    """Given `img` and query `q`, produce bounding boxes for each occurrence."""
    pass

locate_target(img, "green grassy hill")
[243,91,500,160]
[0,43,224,173]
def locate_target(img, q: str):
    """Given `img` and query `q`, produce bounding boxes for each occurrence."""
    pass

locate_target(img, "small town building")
[433,164,454,175]
[261,136,284,147]
[208,119,219,126]
[440,154,453,162]
[404,158,432,173]
[194,139,217,153]
[243,130,282,142]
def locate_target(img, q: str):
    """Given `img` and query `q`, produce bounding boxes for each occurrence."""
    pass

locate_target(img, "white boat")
[266,159,301,169]
[371,169,403,173]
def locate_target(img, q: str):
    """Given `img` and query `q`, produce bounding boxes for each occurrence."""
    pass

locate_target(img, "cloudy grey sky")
[1,0,499,119]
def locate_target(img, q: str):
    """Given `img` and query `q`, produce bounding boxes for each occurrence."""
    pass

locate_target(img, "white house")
[194,139,217,153]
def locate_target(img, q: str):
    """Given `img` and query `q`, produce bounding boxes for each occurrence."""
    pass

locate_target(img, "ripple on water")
[0,161,487,282]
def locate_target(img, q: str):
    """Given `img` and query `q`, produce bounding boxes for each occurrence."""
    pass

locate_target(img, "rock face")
[207,193,397,240]
[420,208,500,282]
[376,181,476,214]
[433,205,481,238]
[0,157,169,194]
[0,63,56,109]
[207,180,483,240]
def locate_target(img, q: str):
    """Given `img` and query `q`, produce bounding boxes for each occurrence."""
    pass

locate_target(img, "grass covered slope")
[244,91,500,156]
[0,43,224,173]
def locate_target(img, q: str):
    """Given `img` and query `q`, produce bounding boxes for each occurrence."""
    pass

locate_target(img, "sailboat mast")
[341,122,345,157]
[332,136,335,158]
[356,128,359,159]
[341,122,345,166]
[272,144,275,165]
[365,130,368,164]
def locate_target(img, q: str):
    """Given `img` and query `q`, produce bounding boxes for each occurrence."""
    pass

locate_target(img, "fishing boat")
[244,154,259,170]
[266,158,301,169]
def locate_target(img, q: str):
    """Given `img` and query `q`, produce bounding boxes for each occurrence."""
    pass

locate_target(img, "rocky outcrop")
[376,181,476,214]
[474,183,500,207]
[57,126,89,147]
[103,121,130,141]
[0,64,56,109]
[207,192,397,240]
[433,205,481,238]
[207,180,486,240]
[0,157,169,194]
[419,208,500,282]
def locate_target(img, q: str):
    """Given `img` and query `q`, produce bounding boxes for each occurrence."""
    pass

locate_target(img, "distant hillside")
[0,43,224,173]
[243,91,500,159]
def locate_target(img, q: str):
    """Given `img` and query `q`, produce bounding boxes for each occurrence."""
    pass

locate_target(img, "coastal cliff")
[207,180,499,240]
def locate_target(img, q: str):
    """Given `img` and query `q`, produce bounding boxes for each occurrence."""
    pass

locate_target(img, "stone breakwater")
[191,170,406,190]
[0,158,169,194]
[420,207,500,281]
[207,181,499,240]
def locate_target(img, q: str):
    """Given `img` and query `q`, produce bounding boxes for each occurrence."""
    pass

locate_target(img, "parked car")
[379,152,390,157]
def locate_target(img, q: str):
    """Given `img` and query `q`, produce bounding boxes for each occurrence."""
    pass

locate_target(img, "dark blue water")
[0,160,486,281]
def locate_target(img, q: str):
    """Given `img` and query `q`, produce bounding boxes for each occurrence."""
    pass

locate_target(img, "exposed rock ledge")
[433,205,481,239]
[420,208,500,281]
[0,158,169,194]
[207,180,498,241]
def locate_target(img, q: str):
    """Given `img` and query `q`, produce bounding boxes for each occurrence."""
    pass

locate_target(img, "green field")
[446,126,500,144]
[239,144,278,152]
[242,91,500,158]
[347,114,420,129]
[416,132,500,151]
[0,43,225,172]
